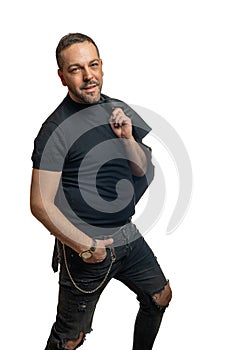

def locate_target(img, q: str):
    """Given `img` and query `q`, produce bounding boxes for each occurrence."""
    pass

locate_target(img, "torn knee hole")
[152,283,172,308]
[64,332,85,349]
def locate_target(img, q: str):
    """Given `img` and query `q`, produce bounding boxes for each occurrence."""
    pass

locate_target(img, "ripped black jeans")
[45,224,170,350]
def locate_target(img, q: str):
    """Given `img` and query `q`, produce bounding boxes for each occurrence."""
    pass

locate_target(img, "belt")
[100,222,141,247]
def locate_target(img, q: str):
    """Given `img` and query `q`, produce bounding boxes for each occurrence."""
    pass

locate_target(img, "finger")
[112,107,124,115]
[111,109,127,118]
[109,116,119,128]
[93,252,107,264]
[111,108,126,119]
[84,253,106,264]
[111,115,129,128]
[110,113,121,122]
[98,253,107,261]
[103,238,114,246]
[116,115,126,126]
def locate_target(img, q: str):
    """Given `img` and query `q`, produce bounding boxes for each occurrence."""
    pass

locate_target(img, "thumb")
[103,238,114,247]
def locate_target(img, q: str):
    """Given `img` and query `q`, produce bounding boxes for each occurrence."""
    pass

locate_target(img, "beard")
[70,81,102,104]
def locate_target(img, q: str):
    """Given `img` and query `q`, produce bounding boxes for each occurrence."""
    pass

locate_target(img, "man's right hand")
[82,238,114,264]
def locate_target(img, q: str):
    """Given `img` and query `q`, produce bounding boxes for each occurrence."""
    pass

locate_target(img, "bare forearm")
[31,200,92,253]
[123,137,147,176]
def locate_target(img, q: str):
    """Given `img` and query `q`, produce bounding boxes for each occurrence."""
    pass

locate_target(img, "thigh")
[115,237,168,297]
[49,248,114,346]
[54,283,99,339]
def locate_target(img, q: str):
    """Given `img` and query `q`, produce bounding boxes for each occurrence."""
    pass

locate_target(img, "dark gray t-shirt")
[32,94,152,236]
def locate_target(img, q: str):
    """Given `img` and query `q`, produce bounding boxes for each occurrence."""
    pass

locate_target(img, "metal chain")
[62,243,116,294]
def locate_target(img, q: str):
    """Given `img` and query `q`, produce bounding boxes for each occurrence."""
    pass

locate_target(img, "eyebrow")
[67,59,100,70]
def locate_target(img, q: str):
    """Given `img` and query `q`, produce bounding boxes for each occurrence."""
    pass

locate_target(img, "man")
[30,33,172,350]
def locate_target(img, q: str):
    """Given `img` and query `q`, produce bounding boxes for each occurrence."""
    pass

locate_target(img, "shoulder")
[42,94,79,127]
[101,95,152,140]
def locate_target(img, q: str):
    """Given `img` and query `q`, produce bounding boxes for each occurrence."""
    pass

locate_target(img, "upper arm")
[30,168,62,211]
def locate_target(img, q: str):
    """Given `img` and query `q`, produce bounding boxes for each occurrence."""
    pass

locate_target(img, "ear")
[100,59,104,77]
[58,69,67,86]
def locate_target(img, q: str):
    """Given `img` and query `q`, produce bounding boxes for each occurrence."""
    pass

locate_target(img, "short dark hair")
[56,33,100,69]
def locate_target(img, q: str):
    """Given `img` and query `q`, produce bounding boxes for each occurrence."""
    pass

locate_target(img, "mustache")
[80,80,100,90]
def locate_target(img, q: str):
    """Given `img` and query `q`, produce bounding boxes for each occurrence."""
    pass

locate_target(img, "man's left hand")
[109,108,133,139]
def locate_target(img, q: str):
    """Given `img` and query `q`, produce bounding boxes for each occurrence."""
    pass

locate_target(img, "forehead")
[61,42,99,67]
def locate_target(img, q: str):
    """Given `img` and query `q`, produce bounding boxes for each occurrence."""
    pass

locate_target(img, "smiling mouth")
[83,84,97,91]
[81,81,100,92]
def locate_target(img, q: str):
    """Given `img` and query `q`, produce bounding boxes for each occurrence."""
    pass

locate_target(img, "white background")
[1,0,233,349]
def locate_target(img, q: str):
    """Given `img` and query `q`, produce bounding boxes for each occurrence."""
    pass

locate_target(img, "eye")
[90,61,99,68]
[69,66,81,73]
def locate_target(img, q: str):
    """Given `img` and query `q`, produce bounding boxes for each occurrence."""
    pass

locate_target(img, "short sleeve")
[121,103,152,142]
[31,121,68,171]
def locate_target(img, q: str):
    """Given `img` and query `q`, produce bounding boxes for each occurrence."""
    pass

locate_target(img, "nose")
[83,66,93,82]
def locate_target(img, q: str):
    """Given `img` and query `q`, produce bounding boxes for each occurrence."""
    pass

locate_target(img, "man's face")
[58,41,104,104]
